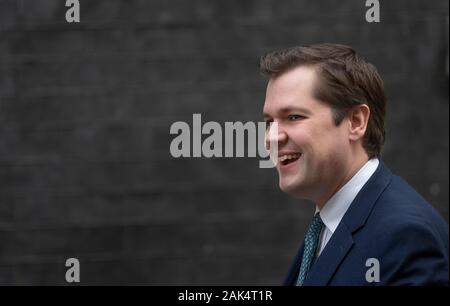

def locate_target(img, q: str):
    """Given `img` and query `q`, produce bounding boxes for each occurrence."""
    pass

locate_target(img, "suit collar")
[318,158,380,235]
[339,159,392,233]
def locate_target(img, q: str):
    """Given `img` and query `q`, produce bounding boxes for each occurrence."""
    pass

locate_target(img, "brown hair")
[260,43,386,158]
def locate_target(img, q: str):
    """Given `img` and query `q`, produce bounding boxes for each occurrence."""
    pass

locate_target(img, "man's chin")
[279,180,302,196]
[279,172,314,196]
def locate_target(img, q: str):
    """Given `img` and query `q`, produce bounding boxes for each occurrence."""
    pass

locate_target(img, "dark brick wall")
[0,0,448,285]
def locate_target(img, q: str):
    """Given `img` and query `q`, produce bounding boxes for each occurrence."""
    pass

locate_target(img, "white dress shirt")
[316,158,380,256]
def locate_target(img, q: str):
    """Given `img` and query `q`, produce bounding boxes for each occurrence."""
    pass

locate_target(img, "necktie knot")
[296,212,324,286]
[310,212,324,234]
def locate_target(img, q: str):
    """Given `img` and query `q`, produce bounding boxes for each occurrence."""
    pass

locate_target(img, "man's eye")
[288,115,304,121]
[265,120,273,129]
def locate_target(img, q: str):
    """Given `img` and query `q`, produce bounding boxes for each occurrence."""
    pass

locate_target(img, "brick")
[0,226,125,259]
[7,188,305,225]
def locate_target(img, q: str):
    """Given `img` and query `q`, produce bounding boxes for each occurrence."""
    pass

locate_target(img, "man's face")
[263,66,351,203]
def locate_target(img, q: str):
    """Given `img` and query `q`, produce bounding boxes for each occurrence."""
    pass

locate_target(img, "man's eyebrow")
[279,106,312,115]
[263,106,312,119]
[263,113,272,120]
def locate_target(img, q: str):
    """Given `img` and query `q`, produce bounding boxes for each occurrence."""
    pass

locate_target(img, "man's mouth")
[278,153,302,166]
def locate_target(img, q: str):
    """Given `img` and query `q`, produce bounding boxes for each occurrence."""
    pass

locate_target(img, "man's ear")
[348,104,370,141]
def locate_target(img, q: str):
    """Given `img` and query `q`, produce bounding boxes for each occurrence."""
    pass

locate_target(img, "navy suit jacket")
[284,161,449,285]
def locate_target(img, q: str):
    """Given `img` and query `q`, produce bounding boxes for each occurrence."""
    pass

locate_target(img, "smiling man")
[261,43,449,286]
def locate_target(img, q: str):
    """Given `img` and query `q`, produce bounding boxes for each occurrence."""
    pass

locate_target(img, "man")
[260,43,449,285]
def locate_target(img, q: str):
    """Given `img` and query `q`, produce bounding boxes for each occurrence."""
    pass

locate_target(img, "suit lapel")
[291,161,393,285]
[283,243,305,285]
[303,224,353,285]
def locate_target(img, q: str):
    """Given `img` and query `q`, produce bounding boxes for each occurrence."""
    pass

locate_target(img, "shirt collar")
[316,158,380,234]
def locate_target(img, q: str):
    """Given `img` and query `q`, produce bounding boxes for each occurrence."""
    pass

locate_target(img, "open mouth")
[279,153,302,166]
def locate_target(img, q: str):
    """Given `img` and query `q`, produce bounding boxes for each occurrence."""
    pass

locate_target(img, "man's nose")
[266,124,287,149]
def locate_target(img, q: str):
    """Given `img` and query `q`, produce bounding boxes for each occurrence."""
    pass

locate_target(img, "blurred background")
[0,0,448,285]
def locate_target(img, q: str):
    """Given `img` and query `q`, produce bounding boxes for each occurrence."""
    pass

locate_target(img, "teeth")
[278,153,301,162]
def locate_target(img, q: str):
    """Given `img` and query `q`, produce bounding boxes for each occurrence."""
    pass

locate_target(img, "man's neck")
[315,155,370,210]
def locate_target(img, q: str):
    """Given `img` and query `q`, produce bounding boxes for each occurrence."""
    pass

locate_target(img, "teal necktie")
[296,212,324,286]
